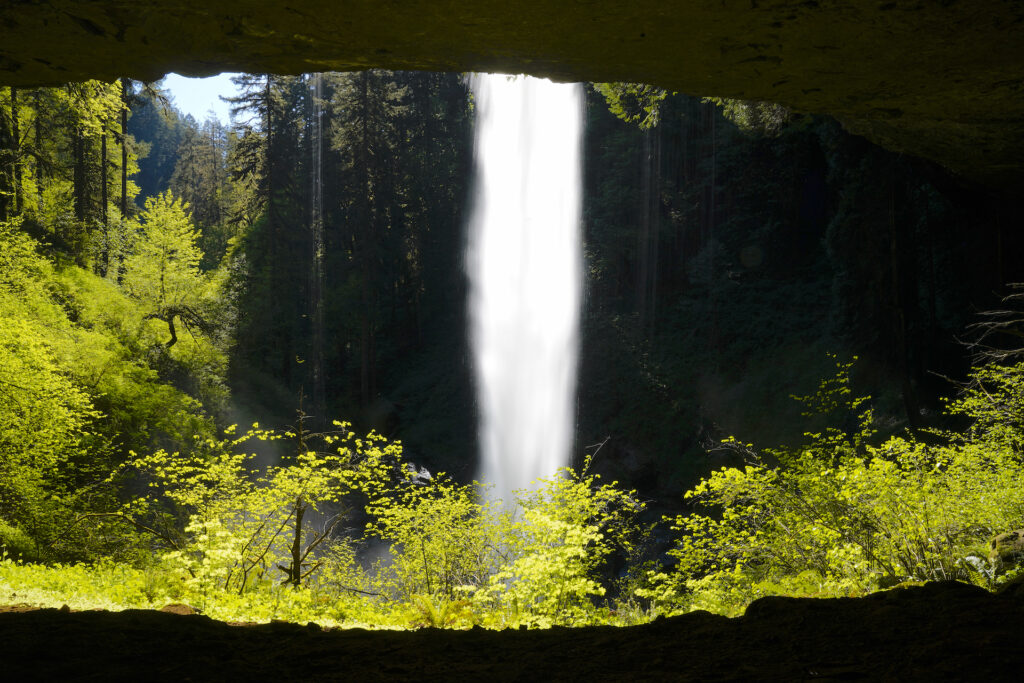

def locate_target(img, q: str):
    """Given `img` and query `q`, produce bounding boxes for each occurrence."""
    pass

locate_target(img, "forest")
[1,72,1024,628]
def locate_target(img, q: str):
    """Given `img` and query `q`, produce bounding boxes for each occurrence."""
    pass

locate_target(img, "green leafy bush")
[641,356,1024,616]
[99,424,647,628]
[467,463,645,627]
[0,217,228,560]
[366,472,500,604]
[8,348,1024,629]
[116,418,402,606]
[0,220,113,560]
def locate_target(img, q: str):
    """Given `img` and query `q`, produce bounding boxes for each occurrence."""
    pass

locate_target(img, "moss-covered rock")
[989,530,1024,572]
[0,519,34,561]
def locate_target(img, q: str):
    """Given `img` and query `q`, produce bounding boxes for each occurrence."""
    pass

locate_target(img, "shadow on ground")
[2,581,1022,681]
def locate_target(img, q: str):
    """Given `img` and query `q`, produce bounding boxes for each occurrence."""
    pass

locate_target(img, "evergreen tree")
[170,117,232,268]
[325,70,411,407]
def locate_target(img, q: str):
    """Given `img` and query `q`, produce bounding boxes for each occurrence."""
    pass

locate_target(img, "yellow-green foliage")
[404,594,478,629]
[49,428,645,629]
[117,422,400,601]
[640,356,1024,616]
[359,452,646,628]
[123,191,204,314]
[470,506,607,628]
[366,473,500,603]
[120,190,230,410]
[48,264,211,445]
[0,220,104,557]
[702,97,792,136]
[0,557,159,612]
[592,83,670,129]
[15,308,1024,631]
[0,218,221,562]
[0,554,362,628]
[468,464,645,628]
[947,361,1024,450]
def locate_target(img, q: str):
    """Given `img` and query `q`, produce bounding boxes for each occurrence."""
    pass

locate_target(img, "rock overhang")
[1,1,1023,187]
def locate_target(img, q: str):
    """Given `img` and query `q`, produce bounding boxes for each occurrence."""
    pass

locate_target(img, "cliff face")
[2,1,1024,186]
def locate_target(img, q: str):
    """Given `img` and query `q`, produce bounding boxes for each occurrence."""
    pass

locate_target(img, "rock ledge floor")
[2,581,1022,681]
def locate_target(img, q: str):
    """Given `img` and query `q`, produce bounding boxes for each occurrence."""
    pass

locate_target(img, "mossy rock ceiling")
[2,1,1023,186]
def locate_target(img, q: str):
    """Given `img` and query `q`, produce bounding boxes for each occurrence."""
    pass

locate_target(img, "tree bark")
[73,125,87,223]
[120,78,129,218]
[34,89,43,212]
[11,87,22,215]
[288,497,306,587]
[888,175,921,432]
[100,128,109,276]
[309,73,327,426]
[0,89,9,222]
[358,72,378,407]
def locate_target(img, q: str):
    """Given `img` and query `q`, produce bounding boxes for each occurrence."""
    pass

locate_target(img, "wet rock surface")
[1,2,1024,185]
[2,581,1022,681]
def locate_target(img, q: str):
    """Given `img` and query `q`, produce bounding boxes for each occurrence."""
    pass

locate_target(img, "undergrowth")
[4,357,1024,628]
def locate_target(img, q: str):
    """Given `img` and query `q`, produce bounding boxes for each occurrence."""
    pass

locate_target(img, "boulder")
[988,529,1024,571]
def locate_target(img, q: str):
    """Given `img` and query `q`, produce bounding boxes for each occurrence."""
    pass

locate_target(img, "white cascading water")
[467,74,584,507]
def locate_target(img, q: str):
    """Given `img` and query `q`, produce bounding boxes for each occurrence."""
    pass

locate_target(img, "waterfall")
[467,74,584,507]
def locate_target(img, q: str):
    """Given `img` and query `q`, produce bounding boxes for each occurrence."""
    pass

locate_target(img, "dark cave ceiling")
[2,1,1023,186]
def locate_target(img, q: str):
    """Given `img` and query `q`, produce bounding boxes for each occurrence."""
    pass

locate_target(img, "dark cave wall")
[2,1,1024,186]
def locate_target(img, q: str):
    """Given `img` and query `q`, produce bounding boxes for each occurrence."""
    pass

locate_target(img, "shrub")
[116,417,402,608]
[641,356,1024,616]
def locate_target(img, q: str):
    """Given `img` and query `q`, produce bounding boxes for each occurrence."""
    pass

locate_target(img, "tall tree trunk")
[286,411,309,587]
[120,78,128,218]
[309,73,327,426]
[100,128,109,276]
[995,210,1003,290]
[265,74,274,226]
[11,87,22,215]
[288,496,306,587]
[889,175,921,432]
[358,72,377,407]
[636,125,652,328]
[263,74,289,385]
[649,123,661,336]
[636,124,662,335]
[34,90,43,212]
[73,126,87,223]
[705,105,720,368]
[0,92,9,222]
[210,122,223,226]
